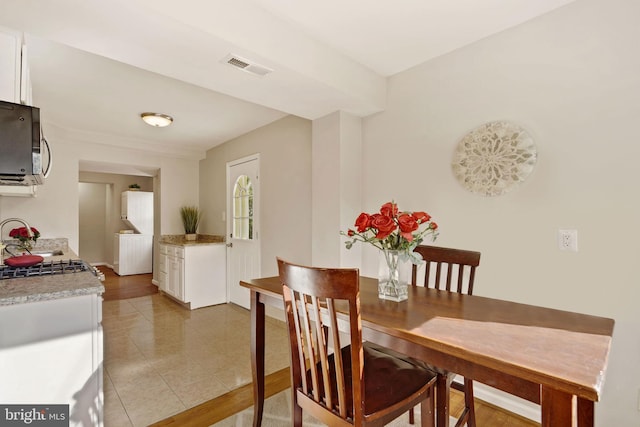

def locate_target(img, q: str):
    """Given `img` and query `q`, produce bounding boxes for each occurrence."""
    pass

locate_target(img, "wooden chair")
[277,258,438,427]
[410,245,481,427]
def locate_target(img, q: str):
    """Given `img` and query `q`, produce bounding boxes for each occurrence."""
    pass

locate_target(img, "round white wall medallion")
[451,121,537,196]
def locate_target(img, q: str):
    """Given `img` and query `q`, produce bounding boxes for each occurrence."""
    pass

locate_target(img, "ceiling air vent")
[222,54,273,77]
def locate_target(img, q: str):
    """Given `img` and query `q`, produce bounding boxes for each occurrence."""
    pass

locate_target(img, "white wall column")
[311,111,362,268]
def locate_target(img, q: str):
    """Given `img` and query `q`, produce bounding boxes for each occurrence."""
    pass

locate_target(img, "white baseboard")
[462,377,540,422]
[91,263,114,274]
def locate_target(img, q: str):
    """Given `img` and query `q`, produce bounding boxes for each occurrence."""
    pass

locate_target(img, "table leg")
[577,397,594,427]
[437,374,450,427]
[250,290,266,427]
[541,386,592,427]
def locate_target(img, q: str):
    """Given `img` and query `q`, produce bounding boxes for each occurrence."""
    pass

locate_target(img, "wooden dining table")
[241,276,614,427]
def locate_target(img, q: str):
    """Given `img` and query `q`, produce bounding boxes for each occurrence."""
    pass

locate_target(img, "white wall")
[311,111,363,268]
[359,0,639,424]
[78,182,107,263]
[0,123,199,254]
[199,115,312,277]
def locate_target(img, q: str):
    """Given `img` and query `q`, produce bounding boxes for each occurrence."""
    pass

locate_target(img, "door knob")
[226,243,233,248]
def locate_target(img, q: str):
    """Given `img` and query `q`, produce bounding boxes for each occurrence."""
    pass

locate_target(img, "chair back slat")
[326,299,348,417]
[289,293,309,395]
[306,295,323,400]
[312,295,335,409]
[412,245,481,296]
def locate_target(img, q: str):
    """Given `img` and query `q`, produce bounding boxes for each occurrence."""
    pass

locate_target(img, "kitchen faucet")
[0,218,34,257]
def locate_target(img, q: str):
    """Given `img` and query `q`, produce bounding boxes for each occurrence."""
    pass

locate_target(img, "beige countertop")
[0,239,104,306]
[159,234,225,246]
[0,271,104,306]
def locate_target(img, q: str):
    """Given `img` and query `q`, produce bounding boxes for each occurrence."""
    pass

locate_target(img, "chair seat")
[303,341,437,418]
[365,343,449,376]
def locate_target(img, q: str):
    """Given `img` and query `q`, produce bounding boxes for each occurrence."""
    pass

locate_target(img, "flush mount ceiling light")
[140,112,173,127]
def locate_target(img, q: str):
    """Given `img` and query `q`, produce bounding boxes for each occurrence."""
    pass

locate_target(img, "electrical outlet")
[558,229,578,252]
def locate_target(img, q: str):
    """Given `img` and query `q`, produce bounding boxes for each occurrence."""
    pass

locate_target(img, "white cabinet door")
[114,234,153,275]
[0,29,20,103]
[0,294,103,426]
[121,191,153,234]
[0,28,31,105]
[183,244,226,309]
[19,41,31,105]
[158,245,168,291]
[167,254,184,301]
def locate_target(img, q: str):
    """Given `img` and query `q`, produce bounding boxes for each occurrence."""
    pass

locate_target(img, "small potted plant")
[180,206,201,240]
[128,183,141,191]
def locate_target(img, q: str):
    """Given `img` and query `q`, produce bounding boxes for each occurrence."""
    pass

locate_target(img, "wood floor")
[152,366,538,426]
[103,271,539,427]
[100,266,157,300]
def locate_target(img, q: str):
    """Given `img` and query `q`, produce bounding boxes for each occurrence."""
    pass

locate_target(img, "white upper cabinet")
[0,27,36,198]
[0,26,31,105]
[121,191,154,235]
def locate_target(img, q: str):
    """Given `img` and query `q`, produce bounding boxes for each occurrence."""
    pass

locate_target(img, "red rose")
[430,222,438,230]
[9,227,40,240]
[380,202,398,218]
[371,214,396,239]
[347,229,355,237]
[397,214,418,241]
[412,211,431,223]
[354,213,371,233]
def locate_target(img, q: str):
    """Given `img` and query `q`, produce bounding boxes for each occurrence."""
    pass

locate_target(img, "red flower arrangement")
[9,226,40,250]
[342,201,438,264]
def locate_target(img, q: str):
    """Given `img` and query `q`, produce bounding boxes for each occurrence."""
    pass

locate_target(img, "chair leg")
[452,378,475,427]
[409,407,415,424]
[463,379,476,427]
[420,388,436,427]
[291,389,303,427]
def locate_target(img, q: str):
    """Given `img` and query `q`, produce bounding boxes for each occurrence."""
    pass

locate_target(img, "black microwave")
[0,99,47,185]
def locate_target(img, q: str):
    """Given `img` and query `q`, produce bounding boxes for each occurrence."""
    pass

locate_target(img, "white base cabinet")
[0,294,103,427]
[113,234,153,276]
[158,243,226,309]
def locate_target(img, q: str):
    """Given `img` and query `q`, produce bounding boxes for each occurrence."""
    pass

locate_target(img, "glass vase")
[378,249,410,302]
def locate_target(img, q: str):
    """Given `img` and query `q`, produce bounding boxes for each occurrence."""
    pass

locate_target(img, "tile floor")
[102,294,290,426]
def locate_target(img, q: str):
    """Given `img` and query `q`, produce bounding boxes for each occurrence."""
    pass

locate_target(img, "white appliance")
[113,191,153,275]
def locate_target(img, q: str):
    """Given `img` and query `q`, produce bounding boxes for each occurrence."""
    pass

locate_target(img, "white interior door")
[226,155,260,309]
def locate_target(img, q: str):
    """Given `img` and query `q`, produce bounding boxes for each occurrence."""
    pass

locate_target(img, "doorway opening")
[78,161,159,277]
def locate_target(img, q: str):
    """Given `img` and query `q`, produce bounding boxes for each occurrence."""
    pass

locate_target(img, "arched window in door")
[233,174,253,240]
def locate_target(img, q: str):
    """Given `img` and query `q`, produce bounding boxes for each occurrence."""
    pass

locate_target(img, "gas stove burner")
[0,259,101,280]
